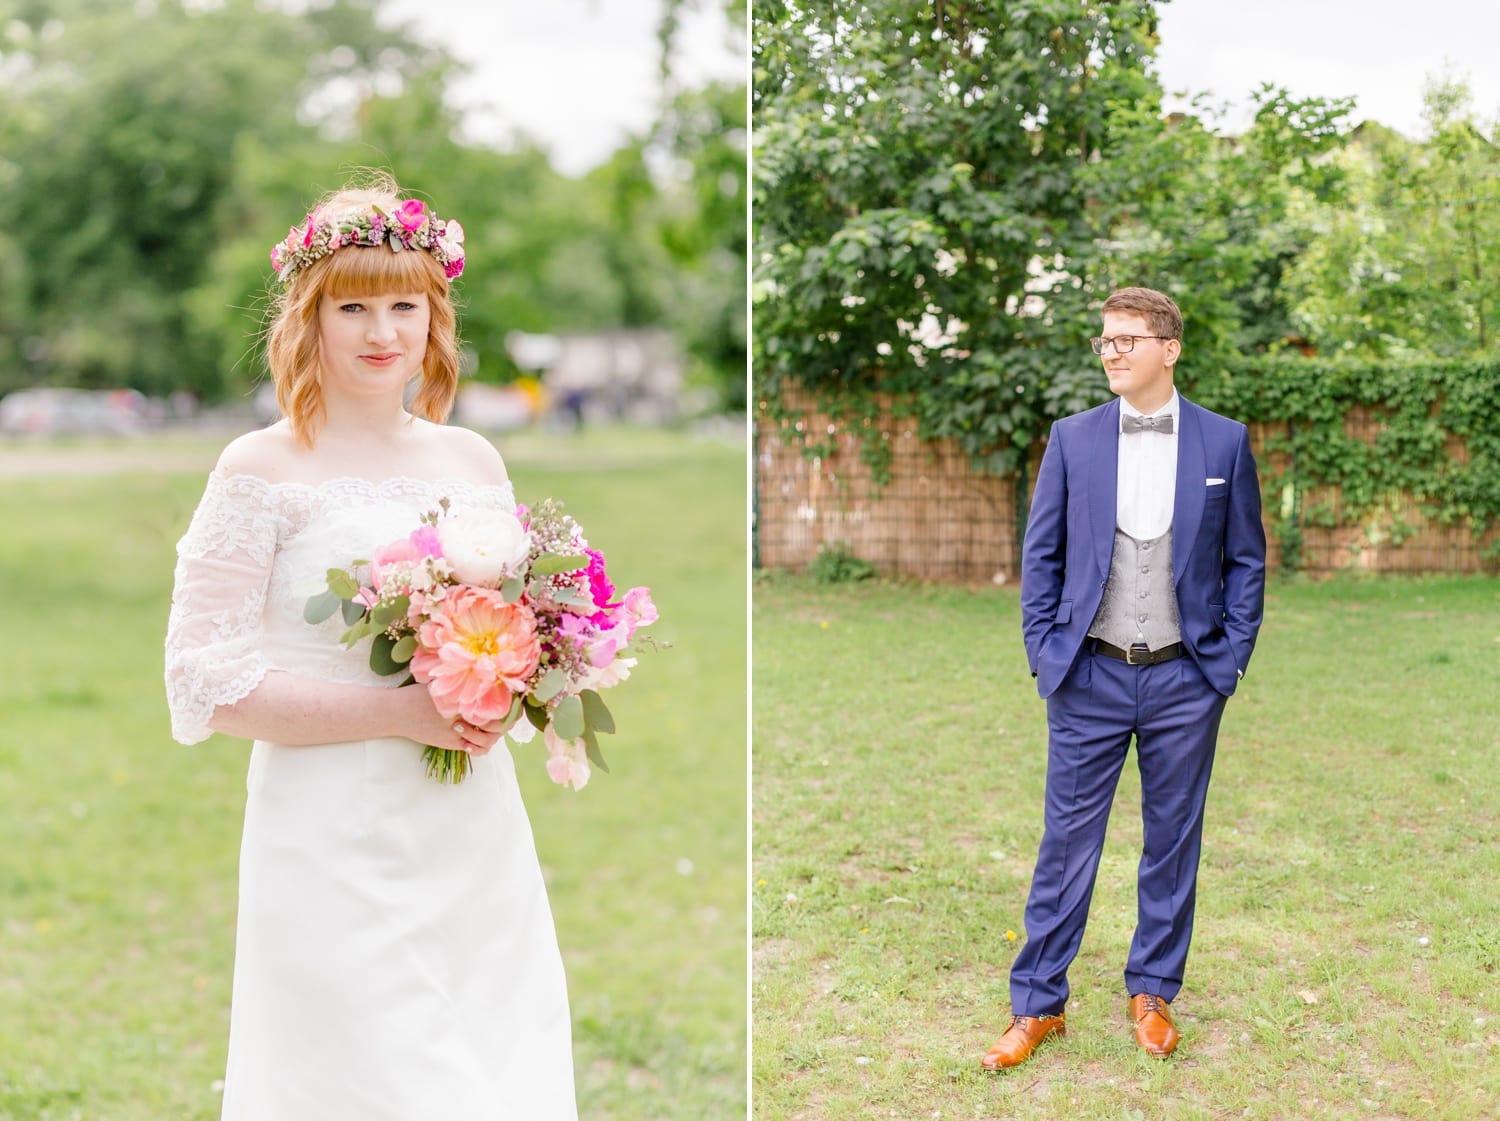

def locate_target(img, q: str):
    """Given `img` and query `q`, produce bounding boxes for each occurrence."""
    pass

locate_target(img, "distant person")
[164,174,577,1118]
[982,287,1266,1069]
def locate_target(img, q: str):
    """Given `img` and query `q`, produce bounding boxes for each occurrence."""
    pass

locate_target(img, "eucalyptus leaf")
[553,694,584,740]
[532,553,589,576]
[341,597,366,625]
[579,689,616,734]
[303,589,341,625]
[371,595,409,628]
[339,619,372,648]
[582,728,611,774]
[391,634,417,663]
[532,668,567,704]
[326,568,359,599]
[369,632,405,676]
[524,701,549,731]
[548,585,592,608]
[500,576,525,603]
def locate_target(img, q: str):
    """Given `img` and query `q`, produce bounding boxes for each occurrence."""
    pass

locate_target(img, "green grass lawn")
[753,574,1500,1121]
[0,426,747,1120]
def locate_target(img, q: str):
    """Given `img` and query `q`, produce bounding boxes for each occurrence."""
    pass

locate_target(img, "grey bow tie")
[1122,412,1173,435]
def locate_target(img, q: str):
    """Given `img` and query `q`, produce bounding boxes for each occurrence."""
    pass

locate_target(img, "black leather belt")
[1090,639,1183,666]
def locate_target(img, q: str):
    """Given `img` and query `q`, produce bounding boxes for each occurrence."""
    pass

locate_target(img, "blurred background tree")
[0,0,746,410]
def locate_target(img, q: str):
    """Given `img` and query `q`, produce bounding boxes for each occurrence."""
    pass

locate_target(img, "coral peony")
[410,587,541,725]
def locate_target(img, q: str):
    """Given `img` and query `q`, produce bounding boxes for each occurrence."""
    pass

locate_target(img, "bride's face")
[316,290,431,402]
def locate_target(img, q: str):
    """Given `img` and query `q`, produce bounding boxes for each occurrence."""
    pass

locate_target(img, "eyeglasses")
[1089,334,1172,355]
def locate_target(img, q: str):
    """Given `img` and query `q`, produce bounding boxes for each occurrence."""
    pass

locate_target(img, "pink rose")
[371,538,422,591]
[395,199,427,232]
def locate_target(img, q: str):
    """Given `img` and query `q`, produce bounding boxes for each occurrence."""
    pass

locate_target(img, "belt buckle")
[1125,644,1145,665]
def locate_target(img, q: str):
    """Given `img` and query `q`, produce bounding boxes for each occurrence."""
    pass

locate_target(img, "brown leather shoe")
[1128,993,1179,1058]
[980,1013,1066,1070]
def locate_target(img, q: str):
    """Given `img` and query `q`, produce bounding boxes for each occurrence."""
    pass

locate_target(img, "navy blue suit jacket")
[1020,395,1266,698]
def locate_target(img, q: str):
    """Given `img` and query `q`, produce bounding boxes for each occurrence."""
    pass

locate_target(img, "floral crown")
[269,198,465,286]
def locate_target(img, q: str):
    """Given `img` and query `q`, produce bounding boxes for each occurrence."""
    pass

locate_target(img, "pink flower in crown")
[302,208,320,247]
[411,587,541,725]
[437,219,466,278]
[395,199,428,232]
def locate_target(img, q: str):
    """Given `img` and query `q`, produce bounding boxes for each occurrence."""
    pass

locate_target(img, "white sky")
[373,2,1500,172]
[377,0,745,176]
[1155,0,1500,137]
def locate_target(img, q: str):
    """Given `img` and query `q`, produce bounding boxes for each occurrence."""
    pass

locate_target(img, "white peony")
[437,508,532,588]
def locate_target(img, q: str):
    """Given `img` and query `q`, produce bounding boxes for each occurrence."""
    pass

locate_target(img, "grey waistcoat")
[1087,528,1182,650]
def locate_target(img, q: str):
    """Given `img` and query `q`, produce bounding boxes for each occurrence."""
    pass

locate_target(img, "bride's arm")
[208,672,491,753]
[165,438,498,754]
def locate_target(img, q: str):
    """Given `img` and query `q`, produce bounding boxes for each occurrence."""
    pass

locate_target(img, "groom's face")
[1098,311,1179,407]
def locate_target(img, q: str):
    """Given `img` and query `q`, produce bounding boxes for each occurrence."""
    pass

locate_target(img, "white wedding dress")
[164,471,577,1121]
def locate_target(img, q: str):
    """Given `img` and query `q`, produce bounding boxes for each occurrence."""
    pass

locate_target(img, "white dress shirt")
[1116,390,1179,539]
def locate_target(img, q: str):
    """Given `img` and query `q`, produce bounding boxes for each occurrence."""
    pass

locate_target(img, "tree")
[1284,77,1500,358]
[0,0,445,399]
[754,0,1167,533]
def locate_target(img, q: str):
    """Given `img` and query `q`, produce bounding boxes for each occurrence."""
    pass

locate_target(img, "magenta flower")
[395,199,427,232]
[584,548,615,609]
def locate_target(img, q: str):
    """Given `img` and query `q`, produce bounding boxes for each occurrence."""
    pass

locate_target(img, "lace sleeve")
[164,472,282,744]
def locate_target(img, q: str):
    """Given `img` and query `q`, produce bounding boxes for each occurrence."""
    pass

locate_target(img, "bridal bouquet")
[304,497,657,787]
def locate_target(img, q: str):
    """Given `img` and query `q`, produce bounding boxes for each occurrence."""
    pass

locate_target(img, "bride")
[163,176,577,1119]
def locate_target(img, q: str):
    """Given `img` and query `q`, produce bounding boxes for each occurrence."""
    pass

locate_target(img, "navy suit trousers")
[1009,647,1228,1016]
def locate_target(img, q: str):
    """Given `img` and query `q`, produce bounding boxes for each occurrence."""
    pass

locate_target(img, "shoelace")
[1008,1013,1059,1033]
[1135,994,1168,1019]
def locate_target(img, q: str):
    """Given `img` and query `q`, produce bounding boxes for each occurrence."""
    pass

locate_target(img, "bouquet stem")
[422,746,473,784]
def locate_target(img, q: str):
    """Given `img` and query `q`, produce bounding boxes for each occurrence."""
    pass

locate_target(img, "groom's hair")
[1102,287,1183,341]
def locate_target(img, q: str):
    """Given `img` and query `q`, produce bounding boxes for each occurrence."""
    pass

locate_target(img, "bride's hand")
[396,689,504,756]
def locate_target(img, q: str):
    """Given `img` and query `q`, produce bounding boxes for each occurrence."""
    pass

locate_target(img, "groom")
[982,287,1266,1069]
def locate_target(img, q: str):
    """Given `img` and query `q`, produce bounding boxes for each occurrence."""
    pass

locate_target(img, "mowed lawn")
[0,427,747,1121]
[753,574,1499,1121]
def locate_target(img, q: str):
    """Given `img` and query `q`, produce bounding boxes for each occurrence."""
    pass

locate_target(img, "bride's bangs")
[320,242,446,300]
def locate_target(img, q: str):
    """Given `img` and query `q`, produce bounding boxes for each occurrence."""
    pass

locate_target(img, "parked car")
[0,387,151,436]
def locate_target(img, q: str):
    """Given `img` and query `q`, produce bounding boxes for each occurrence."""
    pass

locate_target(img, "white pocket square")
[1206,478,1226,486]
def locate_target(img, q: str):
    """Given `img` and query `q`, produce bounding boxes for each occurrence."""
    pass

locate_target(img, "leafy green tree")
[1284,77,1500,358]
[1094,84,1354,376]
[0,0,442,398]
[1,0,748,410]
[754,0,1167,531]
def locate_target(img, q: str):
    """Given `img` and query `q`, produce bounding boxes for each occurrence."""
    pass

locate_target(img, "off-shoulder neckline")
[208,469,514,494]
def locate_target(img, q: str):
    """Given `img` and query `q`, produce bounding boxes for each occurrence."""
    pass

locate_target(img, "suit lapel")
[1172,396,1207,584]
[1088,398,1121,582]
